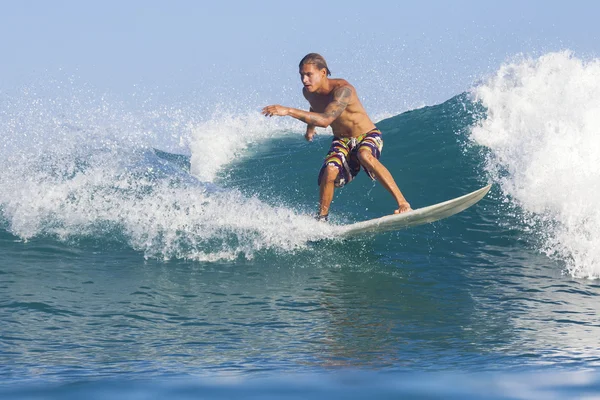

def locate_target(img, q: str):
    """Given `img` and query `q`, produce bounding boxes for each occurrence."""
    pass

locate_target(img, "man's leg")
[318,165,338,217]
[357,148,411,214]
[317,138,352,219]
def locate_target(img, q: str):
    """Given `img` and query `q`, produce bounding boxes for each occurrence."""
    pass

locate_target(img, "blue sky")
[1,1,599,112]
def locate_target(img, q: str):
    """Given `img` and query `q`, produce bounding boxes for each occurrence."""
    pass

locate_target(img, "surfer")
[262,53,411,221]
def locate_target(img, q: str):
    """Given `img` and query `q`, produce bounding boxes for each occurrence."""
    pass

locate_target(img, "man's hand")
[305,125,316,141]
[262,105,289,117]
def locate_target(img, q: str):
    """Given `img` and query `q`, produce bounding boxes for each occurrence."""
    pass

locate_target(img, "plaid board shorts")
[317,128,384,188]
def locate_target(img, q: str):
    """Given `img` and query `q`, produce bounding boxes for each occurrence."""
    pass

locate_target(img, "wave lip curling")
[471,51,600,278]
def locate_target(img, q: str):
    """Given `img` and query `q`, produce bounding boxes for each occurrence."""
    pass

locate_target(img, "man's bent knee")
[357,149,376,167]
[321,165,339,185]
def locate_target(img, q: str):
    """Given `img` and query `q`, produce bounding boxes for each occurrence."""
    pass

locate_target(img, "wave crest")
[471,51,600,278]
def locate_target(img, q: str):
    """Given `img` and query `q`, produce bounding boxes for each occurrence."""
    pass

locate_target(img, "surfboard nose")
[340,184,492,238]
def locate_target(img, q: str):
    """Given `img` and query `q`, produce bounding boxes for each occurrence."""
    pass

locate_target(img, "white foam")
[471,51,600,278]
[3,162,335,260]
[187,109,303,182]
[0,89,338,261]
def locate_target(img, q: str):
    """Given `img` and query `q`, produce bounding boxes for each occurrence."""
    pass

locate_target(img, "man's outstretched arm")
[262,87,352,128]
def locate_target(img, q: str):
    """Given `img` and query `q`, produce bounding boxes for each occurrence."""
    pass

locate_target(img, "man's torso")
[305,79,376,138]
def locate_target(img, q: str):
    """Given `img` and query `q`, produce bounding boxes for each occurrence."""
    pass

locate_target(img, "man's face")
[300,64,326,92]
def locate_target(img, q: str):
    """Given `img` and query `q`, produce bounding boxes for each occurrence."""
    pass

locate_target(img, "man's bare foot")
[394,202,412,214]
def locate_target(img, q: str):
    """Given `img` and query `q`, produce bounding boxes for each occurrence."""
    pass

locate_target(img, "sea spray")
[471,51,600,278]
[188,108,303,183]
[0,86,335,260]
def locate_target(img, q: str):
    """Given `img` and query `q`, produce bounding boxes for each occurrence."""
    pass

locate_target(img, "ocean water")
[2,51,600,398]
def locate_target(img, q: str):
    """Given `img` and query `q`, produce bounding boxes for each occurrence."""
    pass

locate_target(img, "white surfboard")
[339,184,492,238]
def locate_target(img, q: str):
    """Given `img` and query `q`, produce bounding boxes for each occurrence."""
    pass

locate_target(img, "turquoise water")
[2,52,600,398]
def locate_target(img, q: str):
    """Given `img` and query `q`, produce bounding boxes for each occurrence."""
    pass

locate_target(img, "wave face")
[471,51,600,278]
[0,90,489,260]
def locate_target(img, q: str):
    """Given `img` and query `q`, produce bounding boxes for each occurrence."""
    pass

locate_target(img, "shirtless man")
[262,53,411,221]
